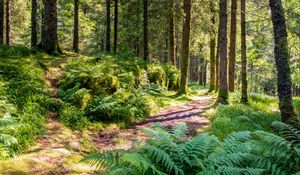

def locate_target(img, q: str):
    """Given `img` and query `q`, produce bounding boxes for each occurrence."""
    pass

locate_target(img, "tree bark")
[106,0,111,52]
[73,0,79,52]
[41,0,59,54]
[241,0,248,103]
[5,0,10,46]
[143,0,149,60]
[217,0,229,104]
[228,0,237,92]
[177,0,191,95]
[0,0,4,44]
[209,0,216,92]
[113,0,118,53]
[269,0,296,123]
[168,0,176,66]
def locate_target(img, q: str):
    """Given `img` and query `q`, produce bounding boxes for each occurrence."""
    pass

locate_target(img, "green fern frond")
[217,166,264,175]
[271,122,300,147]
[172,123,188,141]
[142,145,184,175]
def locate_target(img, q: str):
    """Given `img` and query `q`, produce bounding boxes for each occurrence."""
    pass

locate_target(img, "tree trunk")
[241,0,248,103]
[0,0,4,44]
[143,0,149,60]
[5,0,10,46]
[217,0,229,104]
[73,0,79,52]
[199,57,203,85]
[177,0,191,95]
[269,0,296,123]
[106,0,111,52]
[209,0,216,92]
[215,17,221,92]
[168,0,176,66]
[113,0,118,53]
[228,0,237,92]
[41,0,59,54]
[203,60,208,86]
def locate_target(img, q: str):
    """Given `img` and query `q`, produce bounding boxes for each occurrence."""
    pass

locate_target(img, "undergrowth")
[208,93,300,140]
[0,45,52,158]
[57,54,201,130]
[82,122,300,175]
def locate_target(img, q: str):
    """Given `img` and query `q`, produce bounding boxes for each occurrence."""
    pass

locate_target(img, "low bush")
[58,55,182,129]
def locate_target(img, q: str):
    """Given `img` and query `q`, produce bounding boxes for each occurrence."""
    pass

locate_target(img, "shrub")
[163,64,180,91]
[147,64,166,88]
[87,89,154,124]
[59,105,89,130]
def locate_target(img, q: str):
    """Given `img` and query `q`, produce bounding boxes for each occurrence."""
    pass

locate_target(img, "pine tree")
[168,0,175,66]
[106,0,111,53]
[209,0,216,92]
[73,0,79,52]
[240,0,248,103]
[177,0,191,95]
[0,0,3,44]
[143,0,149,60]
[113,0,118,53]
[228,0,237,92]
[40,0,60,54]
[5,0,10,46]
[269,0,296,123]
[217,0,229,104]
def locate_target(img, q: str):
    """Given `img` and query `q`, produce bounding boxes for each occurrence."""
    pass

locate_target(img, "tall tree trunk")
[199,57,204,85]
[269,0,296,123]
[228,0,237,92]
[0,0,4,44]
[106,0,111,52]
[41,0,59,54]
[209,0,216,92]
[203,60,208,86]
[241,0,248,103]
[73,0,79,52]
[217,0,229,104]
[31,0,38,48]
[113,0,118,53]
[143,0,149,60]
[5,0,10,46]
[168,0,176,66]
[177,0,191,95]
[215,17,221,92]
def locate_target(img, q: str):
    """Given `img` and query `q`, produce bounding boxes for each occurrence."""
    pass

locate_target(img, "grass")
[208,92,300,140]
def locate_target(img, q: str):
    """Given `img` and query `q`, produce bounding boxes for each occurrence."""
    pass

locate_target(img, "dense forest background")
[1,0,299,95]
[0,0,300,174]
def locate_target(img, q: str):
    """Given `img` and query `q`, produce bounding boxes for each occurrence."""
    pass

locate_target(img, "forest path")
[0,56,215,175]
[90,95,215,150]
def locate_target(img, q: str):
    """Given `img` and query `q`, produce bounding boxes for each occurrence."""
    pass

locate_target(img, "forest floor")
[0,57,215,175]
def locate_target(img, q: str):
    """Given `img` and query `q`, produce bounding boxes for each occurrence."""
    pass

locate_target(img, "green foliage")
[209,94,280,140]
[59,105,89,130]
[83,123,274,175]
[0,51,50,158]
[83,122,300,175]
[58,55,183,129]
[87,90,154,124]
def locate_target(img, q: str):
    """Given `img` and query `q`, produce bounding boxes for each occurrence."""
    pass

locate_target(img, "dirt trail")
[90,95,214,150]
[0,57,215,175]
